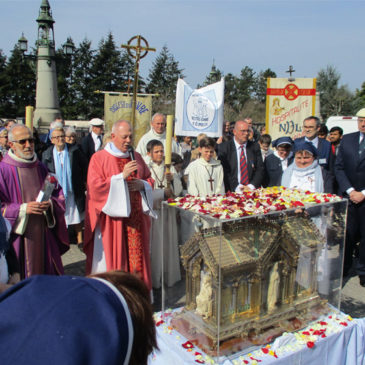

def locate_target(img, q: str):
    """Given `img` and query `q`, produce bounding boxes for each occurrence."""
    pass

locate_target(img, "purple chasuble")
[0,153,69,278]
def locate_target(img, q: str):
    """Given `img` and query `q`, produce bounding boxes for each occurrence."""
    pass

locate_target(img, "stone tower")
[33,0,61,130]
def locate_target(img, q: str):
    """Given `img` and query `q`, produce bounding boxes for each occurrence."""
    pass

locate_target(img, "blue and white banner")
[175,78,224,137]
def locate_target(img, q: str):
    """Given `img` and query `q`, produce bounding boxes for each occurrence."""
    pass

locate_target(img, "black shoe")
[359,275,365,287]
[77,243,84,252]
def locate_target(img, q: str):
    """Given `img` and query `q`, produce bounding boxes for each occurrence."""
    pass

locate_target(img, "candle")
[25,106,34,130]
[165,115,173,165]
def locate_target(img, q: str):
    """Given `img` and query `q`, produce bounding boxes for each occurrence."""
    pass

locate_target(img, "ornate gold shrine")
[171,213,329,355]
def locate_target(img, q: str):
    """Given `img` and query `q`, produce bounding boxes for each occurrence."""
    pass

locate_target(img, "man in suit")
[81,118,104,164]
[335,108,365,286]
[218,120,264,192]
[295,116,332,169]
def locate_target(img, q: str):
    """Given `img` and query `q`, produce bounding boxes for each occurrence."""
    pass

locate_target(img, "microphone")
[128,146,135,161]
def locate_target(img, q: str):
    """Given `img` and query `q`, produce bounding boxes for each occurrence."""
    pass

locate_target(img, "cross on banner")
[121,35,155,131]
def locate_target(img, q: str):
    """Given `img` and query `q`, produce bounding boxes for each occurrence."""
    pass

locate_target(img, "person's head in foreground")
[0,270,157,365]
[293,141,318,168]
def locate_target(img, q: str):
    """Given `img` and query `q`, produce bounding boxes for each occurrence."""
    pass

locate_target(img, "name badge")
[319,158,327,164]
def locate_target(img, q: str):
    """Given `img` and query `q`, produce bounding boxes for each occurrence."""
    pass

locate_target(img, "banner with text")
[104,94,152,147]
[175,78,224,137]
[265,78,316,140]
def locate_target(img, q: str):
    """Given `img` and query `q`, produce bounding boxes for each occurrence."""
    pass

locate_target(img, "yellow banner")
[265,78,316,140]
[104,94,152,147]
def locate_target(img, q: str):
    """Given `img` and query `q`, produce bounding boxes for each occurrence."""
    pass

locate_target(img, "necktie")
[240,145,249,185]
[359,136,365,155]
[97,135,102,151]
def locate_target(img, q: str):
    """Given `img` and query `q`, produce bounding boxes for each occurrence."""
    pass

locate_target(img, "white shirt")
[233,138,255,191]
[91,131,102,151]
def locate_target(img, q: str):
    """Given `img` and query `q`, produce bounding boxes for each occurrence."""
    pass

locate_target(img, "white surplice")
[148,162,182,288]
[186,157,225,197]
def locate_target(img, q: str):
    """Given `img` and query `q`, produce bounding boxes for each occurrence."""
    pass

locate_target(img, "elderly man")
[294,116,332,169]
[84,120,155,290]
[218,120,264,192]
[42,127,87,249]
[0,125,69,278]
[81,118,105,163]
[335,108,365,286]
[136,113,180,159]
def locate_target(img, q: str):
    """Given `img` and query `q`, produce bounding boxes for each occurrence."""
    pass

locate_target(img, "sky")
[1,0,364,92]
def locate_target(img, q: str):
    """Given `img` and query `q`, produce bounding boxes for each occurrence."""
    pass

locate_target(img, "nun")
[281,141,334,193]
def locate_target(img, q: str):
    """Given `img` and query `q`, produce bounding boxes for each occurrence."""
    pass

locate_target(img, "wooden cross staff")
[121,35,155,131]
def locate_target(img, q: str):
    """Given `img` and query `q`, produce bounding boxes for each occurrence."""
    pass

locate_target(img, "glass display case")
[156,196,347,361]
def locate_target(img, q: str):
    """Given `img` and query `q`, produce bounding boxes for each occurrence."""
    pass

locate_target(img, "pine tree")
[0,50,9,117]
[146,45,184,113]
[56,37,77,119]
[89,32,128,117]
[69,38,95,119]
[2,45,36,118]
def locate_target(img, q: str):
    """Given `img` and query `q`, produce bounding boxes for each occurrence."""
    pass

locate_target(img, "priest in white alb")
[84,120,156,291]
[136,113,181,161]
[146,139,182,288]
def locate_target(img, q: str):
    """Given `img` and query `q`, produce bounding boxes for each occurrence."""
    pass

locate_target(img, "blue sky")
[1,0,364,92]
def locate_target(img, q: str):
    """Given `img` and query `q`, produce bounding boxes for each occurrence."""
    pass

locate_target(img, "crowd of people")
[0,108,364,362]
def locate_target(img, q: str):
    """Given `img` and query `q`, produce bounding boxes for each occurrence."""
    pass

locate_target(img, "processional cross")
[121,36,155,130]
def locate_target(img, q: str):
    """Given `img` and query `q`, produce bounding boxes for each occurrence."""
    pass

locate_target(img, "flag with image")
[175,78,224,137]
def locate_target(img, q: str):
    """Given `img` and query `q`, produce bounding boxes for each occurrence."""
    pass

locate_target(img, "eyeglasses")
[12,138,35,145]
[52,135,65,140]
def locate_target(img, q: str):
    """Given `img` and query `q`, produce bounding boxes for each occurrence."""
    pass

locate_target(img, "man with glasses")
[294,116,332,169]
[42,127,87,251]
[0,124,69,279]
[218,120,264,192]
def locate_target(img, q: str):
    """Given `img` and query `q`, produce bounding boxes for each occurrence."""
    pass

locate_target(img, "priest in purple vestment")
[0,125,69,278]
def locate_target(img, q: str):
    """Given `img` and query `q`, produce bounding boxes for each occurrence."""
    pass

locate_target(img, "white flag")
[175,78,224,137]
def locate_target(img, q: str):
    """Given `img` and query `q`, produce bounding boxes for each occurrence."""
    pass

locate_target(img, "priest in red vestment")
[0,125,69,279]
[84,120,156,290]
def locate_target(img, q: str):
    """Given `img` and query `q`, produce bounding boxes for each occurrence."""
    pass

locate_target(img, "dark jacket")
[335,132,365,196]
[263,153,294,187]
[42,144,87,214]
[294,137,332,169]
[81,133,97,164]
[217,139,264,192]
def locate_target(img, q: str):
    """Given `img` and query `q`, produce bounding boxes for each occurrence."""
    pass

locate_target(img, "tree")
[2,45,36,118]
[56,37,77,119]
[353,82,365,112]
[236,66,256,111]
[70,38,95,119]
[0,50,8,116]
[317,65,355,121]
[89,32,129,117]
[253,68,277,103]
[146,45,184,113]
[200,63,222,87]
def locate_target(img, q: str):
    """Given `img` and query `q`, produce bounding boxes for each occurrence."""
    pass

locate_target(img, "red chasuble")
[84,149,154,290]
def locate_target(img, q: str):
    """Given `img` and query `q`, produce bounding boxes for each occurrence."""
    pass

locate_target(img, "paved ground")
[62,244,365,318]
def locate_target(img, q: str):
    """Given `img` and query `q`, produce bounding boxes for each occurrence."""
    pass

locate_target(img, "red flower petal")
[307,341,315,348]
[262,347,269,354]
[182,341,194,349]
